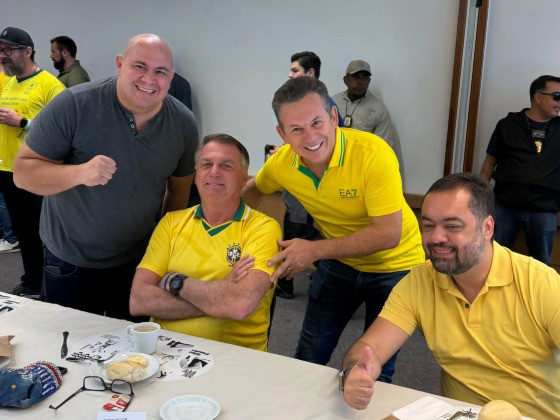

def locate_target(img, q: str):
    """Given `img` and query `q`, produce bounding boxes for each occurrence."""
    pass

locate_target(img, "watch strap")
[338,361,357,391]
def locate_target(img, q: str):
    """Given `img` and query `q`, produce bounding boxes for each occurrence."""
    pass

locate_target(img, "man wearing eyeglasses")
[0,27,65,298]
[480,74,560,266]
[332,60,396,148]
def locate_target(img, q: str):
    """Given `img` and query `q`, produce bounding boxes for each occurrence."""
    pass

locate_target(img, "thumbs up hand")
[343,346,376,410]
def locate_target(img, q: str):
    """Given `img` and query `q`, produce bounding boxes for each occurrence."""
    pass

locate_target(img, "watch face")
[20,118,27,128]
[170,277,183,294]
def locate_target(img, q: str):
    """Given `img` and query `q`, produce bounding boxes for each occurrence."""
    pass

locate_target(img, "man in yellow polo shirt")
[130,134,281,351]
[243,77,424,381]
[341,173,560,419]
[0,27,65,297]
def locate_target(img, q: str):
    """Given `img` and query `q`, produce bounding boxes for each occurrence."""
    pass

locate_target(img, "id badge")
[343,115,352,127]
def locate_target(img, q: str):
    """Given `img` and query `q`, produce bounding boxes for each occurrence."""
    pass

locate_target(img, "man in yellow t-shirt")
[243,77,424,382]
[342,173,560,420]
[130,134,281,351]
[0,27,64,297]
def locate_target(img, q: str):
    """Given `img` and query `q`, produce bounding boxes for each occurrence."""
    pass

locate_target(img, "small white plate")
[160,395,221,420]
[89,352,159,383]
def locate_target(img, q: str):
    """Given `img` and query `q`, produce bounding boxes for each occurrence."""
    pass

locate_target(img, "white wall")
[4,0,459,194]
[474,0,560,172]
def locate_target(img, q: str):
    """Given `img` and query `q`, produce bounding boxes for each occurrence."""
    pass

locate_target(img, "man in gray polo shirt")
[13,34,198,319]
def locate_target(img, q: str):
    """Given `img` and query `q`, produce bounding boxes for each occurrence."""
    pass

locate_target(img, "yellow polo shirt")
[139,201,281,351]
[380,242,560,419]
[255,127,424,272]
[0,69,65,172]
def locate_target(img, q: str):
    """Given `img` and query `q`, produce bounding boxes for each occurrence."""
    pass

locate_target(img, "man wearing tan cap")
[333,60,396,148]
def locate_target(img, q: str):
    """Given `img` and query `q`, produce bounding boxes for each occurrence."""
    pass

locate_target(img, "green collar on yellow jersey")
[194,199,248,236]
[292,128,347,189]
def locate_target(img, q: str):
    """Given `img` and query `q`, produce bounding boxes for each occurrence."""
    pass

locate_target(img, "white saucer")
[89,352,159,383]
[160,395,220,420]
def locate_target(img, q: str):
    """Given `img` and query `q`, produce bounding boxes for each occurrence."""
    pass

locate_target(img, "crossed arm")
[242,178,402,282]
[342,318,410,410]
[129,255,273,321]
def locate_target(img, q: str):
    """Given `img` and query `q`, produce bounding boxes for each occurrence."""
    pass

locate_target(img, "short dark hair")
[50,36,78,58]
[291,51,321,79]
[272,77,332,130]
[425,172,495,227]
[529,75,560,101]
[195,133,249,170]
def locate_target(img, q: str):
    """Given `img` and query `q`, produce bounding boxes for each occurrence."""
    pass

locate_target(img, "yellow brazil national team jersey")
[0,69,65,172]
[380,242,560,420]
[0,72,12,94]
[255,127,424,272]
[138,201,282,351]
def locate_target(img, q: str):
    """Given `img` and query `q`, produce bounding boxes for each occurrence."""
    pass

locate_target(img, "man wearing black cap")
[0,27,65,298]
[333,60,396,148]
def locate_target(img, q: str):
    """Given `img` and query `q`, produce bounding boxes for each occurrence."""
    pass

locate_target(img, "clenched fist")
[80,155,117,186]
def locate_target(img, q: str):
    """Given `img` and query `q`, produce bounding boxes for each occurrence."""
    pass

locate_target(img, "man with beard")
[50,36,90,87]
[340,173,560,420]
[0,27,65,297]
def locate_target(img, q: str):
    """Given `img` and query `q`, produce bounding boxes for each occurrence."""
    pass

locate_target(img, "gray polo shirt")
[26,77,199,268]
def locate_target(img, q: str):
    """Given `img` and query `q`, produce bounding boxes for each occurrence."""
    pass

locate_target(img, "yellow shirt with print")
[255,127,424,272]
[0,69,65,172]
[139,202,281,351]
[380,242,560,420]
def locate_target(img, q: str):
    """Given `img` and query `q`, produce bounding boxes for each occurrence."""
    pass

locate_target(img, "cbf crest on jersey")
[226,243,241,266]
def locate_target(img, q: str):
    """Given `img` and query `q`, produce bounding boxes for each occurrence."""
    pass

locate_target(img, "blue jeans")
[43,246,145,321]
[494,201,557,265]
[0,192,17,244]
[295,259,409,383]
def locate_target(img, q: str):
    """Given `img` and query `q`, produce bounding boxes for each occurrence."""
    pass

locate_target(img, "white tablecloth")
[0,296,477,419]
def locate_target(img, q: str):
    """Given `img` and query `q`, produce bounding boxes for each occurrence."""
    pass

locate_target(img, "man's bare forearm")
[14,156,84,195]
[180,270,271,320]
[308,213,402,262]
[129,269,205,319]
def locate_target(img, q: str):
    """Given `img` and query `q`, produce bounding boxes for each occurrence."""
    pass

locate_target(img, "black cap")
[0,27,34,48]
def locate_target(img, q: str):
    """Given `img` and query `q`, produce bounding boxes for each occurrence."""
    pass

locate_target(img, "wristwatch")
[338,361,357,391]
[169,273,186,296]
[19,118,28,129]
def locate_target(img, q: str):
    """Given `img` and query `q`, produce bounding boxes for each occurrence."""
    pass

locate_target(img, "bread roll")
[106,360,147,382]
[126,354,148,367]
[479,400,522,420]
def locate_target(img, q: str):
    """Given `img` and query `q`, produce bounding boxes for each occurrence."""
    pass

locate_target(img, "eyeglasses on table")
[49,375,134,411]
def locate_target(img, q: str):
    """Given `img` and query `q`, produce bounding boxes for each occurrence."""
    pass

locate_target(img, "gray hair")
[195,133,249,170]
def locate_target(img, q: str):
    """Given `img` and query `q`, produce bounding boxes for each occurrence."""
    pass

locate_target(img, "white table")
[0,296,477,419]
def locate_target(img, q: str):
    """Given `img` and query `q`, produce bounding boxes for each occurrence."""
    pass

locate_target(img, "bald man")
[14,34,199,319]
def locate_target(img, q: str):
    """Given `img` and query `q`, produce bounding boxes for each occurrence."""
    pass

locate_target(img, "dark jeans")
[0,191,17,243]
[494,201,557,265]
[295,258,408,383]
[0,171,43,290]
[43,246,145,321]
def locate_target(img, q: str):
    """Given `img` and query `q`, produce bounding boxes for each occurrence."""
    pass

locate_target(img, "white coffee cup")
[126,322,160,354]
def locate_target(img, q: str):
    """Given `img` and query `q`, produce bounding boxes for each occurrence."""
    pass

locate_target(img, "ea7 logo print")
[339,189,359,199]
[226,243,241,266]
